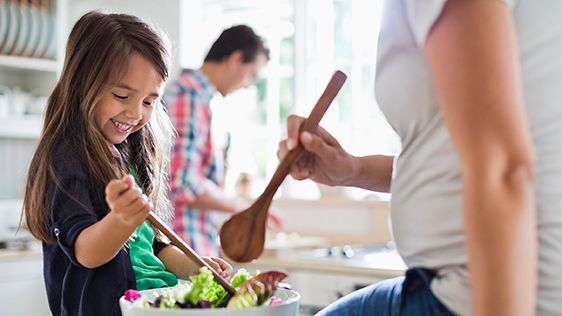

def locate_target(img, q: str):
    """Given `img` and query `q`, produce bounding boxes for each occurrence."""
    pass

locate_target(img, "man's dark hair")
[204,25,270,63]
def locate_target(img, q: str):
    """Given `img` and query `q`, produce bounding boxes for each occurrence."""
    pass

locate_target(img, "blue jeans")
[316,268,457,316]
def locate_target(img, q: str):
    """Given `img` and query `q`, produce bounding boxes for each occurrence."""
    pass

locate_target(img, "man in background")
[164,25,282,257]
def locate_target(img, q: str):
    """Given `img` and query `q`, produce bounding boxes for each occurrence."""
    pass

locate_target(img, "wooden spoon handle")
[261,70,347,197]
[147,211,237,295]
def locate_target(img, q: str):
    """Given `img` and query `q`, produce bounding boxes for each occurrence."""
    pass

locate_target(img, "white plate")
[33,5,49,58]
[44,9,56,59]
[119,287,300,316]
[2,1,18,54]
[0,1,9,51]
[13,2,30,56]
[23,2,40,56]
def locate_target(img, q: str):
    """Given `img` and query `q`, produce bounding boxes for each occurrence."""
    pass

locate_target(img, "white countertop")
[0,242,42,261]
[236,246,406,278]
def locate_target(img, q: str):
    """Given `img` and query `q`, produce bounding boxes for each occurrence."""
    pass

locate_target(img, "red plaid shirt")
[164,69,224,257]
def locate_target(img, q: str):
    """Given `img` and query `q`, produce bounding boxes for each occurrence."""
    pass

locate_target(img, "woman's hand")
[105,175,151,228]
[202,256,233,279]
[278,115,357,186]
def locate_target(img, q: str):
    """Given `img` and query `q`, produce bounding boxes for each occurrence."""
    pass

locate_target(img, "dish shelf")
[0,55,58,73]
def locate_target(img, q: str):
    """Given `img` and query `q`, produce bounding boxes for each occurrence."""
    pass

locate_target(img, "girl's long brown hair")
[23,11,174,244]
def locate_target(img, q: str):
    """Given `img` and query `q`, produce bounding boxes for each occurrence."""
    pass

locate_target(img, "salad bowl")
[119,287,300,316]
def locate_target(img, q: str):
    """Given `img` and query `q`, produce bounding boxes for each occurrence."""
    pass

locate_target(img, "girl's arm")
[74,175,150,268]
[425,1,536,315]
[157,245,233,279]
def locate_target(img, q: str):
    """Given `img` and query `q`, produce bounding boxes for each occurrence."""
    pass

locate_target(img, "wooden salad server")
[219,70,347,263]
[147,212,237,295]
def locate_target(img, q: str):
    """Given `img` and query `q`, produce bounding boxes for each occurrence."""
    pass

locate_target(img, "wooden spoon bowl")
[220,70,347,263]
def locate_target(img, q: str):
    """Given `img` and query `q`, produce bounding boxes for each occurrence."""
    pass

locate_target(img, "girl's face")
[95,53,164,146]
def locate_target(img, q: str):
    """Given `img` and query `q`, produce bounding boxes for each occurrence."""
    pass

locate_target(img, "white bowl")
[120,287,300,316]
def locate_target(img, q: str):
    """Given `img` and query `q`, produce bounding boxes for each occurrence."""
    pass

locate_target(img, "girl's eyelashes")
[112,93,129,100]
[112,92,158,107]
[143,98,160,107]
[143,100,155,107]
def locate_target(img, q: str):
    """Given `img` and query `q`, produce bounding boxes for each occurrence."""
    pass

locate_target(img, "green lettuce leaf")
[227,271,287,309]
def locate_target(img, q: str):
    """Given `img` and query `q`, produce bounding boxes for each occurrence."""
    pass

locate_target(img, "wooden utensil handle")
[147,211,237,295]
[261,70,347,197]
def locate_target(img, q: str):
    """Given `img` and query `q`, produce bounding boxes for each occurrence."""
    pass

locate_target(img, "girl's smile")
[95,53,164,146]
[110,118,136,134]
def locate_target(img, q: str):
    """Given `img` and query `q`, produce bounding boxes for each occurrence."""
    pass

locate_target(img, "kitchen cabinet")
[0,247,49,316]
[0,0,68,134]
[271,198,392,245]
[0,4,67,313]
[288,270,384,314]
[0,0,68,200]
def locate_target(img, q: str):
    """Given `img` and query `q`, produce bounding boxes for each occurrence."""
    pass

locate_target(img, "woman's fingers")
[316,125,340,147]
[277,139,289,160]
[286,115,305,150]
[300,131,328,155]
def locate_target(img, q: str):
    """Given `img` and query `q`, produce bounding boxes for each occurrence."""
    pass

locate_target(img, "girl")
[23,11,232,316]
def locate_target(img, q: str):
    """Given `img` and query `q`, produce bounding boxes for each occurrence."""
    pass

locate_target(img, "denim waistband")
[399,267,457,316]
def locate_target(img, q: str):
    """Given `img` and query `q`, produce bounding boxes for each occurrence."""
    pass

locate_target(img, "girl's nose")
[125,102,143,121]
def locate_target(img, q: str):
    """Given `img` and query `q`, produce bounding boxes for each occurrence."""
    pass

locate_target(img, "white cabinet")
[0,1,68,199]
[287,269,383,313]
[0,0,68,135]
[0,251,50,316]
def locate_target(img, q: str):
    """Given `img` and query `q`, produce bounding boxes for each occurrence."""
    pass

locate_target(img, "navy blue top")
[42,146,168,315]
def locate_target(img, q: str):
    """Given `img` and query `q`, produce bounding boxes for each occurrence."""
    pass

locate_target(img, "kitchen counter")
[0,245,42,261]
[0,242,49,316]
[252,247,405,278]
[233,245,406,313]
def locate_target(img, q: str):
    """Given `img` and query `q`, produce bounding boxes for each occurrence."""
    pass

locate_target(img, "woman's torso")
[375,0,562,314]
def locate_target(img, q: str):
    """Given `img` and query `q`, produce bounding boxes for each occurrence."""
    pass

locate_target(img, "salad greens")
[124,267,287,310]
[227,271,288,308]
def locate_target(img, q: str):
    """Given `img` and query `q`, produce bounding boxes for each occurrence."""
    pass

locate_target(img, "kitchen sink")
[295,243,406,270]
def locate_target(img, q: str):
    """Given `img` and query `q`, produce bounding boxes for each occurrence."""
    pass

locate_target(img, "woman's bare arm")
[425,1,537,315]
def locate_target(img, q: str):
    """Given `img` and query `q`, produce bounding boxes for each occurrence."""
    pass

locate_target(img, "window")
[181,0,399,200]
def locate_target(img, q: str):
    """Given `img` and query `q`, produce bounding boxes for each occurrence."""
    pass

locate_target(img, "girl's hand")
[278,115,357,186]
[105,175,151,228]
[203,256,233,279]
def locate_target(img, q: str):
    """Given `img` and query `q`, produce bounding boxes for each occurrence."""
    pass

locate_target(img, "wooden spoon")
[220,70,347,263]
[147,211,237,295]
